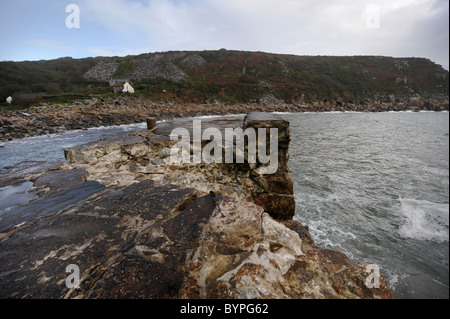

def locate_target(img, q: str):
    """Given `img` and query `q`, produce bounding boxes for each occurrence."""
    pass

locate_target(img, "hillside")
[0,50,448,107]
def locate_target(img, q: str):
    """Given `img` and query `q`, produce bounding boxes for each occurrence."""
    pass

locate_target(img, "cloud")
[79,0,449,69]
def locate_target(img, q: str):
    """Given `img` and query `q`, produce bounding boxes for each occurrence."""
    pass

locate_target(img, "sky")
[0,0,448,70]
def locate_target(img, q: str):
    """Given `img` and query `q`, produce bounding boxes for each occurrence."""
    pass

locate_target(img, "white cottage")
[122,82,135,94]
[111,79,135,94]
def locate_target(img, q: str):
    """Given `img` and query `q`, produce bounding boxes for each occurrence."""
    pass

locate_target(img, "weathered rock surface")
[33,168,88,192]
[0,113,395,299]
[0,180,393,299]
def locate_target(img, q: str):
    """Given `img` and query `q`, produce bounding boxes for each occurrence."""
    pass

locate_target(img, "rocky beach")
[0,112,395,299]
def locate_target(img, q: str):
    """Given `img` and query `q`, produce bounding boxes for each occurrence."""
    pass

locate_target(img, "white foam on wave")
[79,122,147,132]
[398,198,449,243]
[294,215,358,261]
[193,113,246,120]
[383,269,409,293]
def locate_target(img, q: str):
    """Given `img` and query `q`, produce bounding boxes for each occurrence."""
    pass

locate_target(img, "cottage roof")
[110,79,129,82]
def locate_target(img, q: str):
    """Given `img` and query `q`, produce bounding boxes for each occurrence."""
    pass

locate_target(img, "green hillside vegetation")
[1,50,448,109]
[113,59,136,79]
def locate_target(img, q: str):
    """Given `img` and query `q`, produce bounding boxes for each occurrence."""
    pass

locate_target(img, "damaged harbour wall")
[0,112,394,299]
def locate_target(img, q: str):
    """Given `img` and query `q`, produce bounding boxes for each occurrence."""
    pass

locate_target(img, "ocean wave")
[193,114,246,120]
[398,198,449,243]
[383,268,409,294]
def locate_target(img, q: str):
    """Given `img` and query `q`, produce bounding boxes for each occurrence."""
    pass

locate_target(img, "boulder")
[146,117,157,130]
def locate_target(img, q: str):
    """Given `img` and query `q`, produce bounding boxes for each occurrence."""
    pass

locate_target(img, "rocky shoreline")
[0,112,394,299]
[1,95,448,142]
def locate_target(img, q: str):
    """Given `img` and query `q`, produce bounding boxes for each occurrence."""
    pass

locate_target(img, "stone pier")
[243,112,295,219]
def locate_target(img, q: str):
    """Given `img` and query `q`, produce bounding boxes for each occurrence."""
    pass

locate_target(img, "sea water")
[0,122,147,171]
[285,111,449,299]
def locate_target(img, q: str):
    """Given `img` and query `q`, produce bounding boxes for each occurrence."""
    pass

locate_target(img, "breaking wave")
[398,198,449,243]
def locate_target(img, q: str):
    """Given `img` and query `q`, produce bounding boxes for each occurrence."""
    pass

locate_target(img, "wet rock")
[0,181,36,211]
[0,181,105,233]
[85,255,184,299]
[0,161,64,186]
[0,180,202,299]
[163,192,218,248]
[33,169,88,191]
[0,169,395,300]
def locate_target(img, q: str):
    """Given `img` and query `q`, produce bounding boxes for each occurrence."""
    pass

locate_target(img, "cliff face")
[0,113,394,299]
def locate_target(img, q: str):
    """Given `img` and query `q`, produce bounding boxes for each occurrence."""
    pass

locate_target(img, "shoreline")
[1,96,449,142]
[0,108,448,146]
[1,109,448,147]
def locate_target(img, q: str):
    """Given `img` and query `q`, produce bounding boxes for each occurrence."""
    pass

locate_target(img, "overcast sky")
[0,0,448,69]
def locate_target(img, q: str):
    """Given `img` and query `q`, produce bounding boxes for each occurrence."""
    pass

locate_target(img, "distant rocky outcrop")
[259,94,283,106]
[130,59,188,82]
[83,60,119,81]
[181,53,207,69]
[83,55,189,83]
